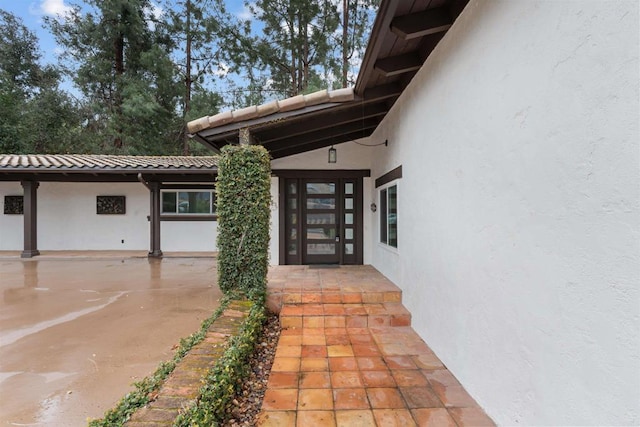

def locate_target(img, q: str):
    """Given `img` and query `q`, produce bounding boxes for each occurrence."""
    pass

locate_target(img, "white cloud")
[212,63,230,77]
[38,0,72,17]
[237,2,257,21]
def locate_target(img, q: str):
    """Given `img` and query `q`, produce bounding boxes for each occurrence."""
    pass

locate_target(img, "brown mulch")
[222,312,281,427]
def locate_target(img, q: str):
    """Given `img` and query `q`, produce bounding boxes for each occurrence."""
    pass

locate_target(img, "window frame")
[378,180,399,250]
[160,189,217,217]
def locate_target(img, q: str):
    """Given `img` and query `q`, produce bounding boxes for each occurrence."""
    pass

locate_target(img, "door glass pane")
[307,227,336,240]
[345,243,354,255]
[290,228,297,239]
[307,198,336,209]
[307,213,335,224]
[380,189,388,243]
[290,213,297,225]
[307,243,336,255]
[344,198,353,210]
[288,182,297,194]
[288,198,297,209]
[345,183,354,194]
[345,213,353,225]
[345,228,354,240]
[306,183,335,194]
[288,243,297,255]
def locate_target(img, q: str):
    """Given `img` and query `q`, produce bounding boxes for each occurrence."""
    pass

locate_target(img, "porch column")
[239,127,256,145]
[21,180,40,258]
[149,182,163,258]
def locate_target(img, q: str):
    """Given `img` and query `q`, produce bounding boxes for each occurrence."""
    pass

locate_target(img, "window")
[161,190,216,215]
[379,184,398,248]
[4,195,23,215]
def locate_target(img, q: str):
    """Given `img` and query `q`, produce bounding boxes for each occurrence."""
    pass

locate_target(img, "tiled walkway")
[260,266,495,426]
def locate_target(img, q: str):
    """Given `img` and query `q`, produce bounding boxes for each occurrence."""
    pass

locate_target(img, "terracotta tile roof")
[0,155,218,170]
[187,87,354,134]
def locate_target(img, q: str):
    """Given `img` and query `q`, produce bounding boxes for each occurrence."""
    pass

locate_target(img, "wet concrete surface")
[0,257,222,426]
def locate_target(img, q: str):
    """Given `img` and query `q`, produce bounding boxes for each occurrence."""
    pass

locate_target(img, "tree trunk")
[114,32,124,148]
[183,0,192,155]
[342,0,349,88]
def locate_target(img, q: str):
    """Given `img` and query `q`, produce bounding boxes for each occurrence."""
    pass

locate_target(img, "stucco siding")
[368,1,639,425]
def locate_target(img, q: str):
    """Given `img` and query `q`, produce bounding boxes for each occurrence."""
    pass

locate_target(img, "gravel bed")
[222,311,281,427]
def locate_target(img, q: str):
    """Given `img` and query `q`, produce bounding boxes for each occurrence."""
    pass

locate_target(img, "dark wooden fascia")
[270,128,376,159]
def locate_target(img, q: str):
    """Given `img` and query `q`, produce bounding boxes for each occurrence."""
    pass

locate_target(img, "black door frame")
[276,169,369,265]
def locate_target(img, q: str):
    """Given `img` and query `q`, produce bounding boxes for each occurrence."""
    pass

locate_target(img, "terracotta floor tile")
[361,370,396,388]
[272,357,300,372]
[268,372,300,389]
[303,304,324,315]
[276,345,302,358]
[431,384,477,408]
[411,408,457,426]
[302,335,326,345]
[346,316,368,328]
[301,294,322,304]
[356,356,387,371]
[296,410,336,427]
[281,316,303,328]
[324,316,346,328]
[328,345,355,357]
[331,371,363,388]
[323,305,346,315]
[342,293,362,303]
[347,327,370,335]
[280,305,304,316]
[391,370,429,387]
[279,335,302,346]
[366,388,406,409]
[324,327,348,336]
[448,407,496,426]
[329,357,358,371]
[352,344,381,357]
[384,356,417,370]
[422,369,460,388]
[281,327,303,336]
[411,353,444,369]
[256,410,296,427]
[333,388,370,410]
[303,327,326,336]
[399,386,443,409]
[326,334,351,345]
[298,389,334,410]
[350,334,375,345]
[322,293,342,303]
[335,410,376,427]
[299,371,331,388]
[262,389,299,410]
[301,357,329,372]
[372,409,417,427]
[302,345,328,358]
[304,316,325,328]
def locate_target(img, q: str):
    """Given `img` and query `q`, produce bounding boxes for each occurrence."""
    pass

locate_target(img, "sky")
[0,0,249,66]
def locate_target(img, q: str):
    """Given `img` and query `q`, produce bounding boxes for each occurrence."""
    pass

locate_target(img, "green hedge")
[216,144,271,300]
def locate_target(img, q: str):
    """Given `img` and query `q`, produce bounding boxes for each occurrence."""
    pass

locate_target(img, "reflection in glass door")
[304,181,339,264]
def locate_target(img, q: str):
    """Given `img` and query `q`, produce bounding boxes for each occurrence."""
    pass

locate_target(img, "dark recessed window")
[97,196,126,214]
[379,184,398,248]
[161,190,216,215]
[4,195,23,215]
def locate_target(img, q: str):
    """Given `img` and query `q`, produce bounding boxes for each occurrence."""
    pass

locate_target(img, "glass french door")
[284,177,360,265]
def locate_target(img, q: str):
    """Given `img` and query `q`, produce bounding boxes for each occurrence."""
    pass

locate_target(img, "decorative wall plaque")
[97,196,126,215]
[4,196,24,215]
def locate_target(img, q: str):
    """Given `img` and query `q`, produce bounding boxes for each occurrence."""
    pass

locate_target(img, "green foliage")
[174,300,266,426]
[87,298,231,427]
[216,145,271,300]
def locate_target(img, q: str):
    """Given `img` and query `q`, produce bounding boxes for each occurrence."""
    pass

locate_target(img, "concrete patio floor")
[0,256,221,425]
[260,265,496,426]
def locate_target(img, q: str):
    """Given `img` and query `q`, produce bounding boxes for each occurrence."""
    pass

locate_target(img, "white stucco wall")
[0,182,221,252]
[369,1,639,425]
[271,140,375,264]
[0,182,24,250]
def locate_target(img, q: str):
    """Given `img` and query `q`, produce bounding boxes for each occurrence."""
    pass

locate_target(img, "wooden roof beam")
[374,52,423,77]
[390,7,452,40]
[270,128,377,159]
